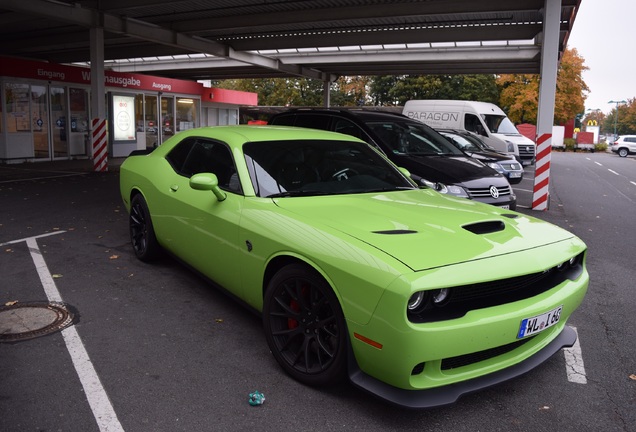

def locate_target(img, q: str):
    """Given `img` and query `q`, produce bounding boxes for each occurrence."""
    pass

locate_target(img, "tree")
[496,47,589,125]
[369,74,499,106]
[604,99,636,136]
[216,76,370,107]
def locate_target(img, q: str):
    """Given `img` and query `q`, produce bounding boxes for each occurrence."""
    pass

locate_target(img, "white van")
[403,100,536,165]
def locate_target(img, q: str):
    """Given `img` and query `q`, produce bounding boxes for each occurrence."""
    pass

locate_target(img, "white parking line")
[631,181,636,187]
[594,161,603,166]
[24,234,125,432]
[607,169,619,176]
[563,327,587,384]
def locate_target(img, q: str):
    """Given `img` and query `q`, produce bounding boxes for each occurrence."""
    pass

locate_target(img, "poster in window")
[112,94,136,142]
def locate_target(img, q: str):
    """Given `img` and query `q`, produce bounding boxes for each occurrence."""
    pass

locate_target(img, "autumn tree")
[216,76,370,107]
[604,99,636,136]
[497,47,589,125]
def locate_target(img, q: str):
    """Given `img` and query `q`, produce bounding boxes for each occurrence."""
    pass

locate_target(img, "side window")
[294,114,331,130]
[166,138,241,193]
[465,114,486,137]
[333,118,365,140]
[271,114,296,126]
[626,137,636,143]
[166,138,195,172]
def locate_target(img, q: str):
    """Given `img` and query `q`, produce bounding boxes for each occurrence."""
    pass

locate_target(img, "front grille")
[519,145,535,160]
[407,252,585,323]
[500,162,521,170]
[467,184,512,198]
[441,336,534,370]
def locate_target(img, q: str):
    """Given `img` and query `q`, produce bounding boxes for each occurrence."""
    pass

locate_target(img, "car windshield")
[243,139,416,198]
[366,120,464,156]
[482,115,519,134]
[441,133,481,152]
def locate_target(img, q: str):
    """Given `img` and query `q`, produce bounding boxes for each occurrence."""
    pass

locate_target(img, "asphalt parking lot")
[1,153,634,432]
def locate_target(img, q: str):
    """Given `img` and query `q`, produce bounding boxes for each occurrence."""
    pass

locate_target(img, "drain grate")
[0,301,78,343]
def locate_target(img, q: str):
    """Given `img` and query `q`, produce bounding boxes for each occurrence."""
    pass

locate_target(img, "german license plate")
[500,205,510,209]
[517,305,562,338]
[509,172,522,178]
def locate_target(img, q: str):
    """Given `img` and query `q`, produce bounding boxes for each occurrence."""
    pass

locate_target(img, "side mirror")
[398,167,411,178]
[190,173,226,202]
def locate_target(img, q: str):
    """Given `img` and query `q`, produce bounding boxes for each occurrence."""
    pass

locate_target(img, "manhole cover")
[0,301,78,343]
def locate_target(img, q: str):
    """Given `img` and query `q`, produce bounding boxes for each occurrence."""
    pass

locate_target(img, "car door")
[162,137,244,294]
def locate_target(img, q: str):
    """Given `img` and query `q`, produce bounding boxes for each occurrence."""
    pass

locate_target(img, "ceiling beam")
[0,0,336,81]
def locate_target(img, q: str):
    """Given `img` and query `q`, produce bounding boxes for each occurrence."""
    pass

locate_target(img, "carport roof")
[0,0,581,82]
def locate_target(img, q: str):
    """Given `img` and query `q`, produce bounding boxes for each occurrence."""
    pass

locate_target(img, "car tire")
[618,148,628,157]
[263,263,347,387]
[129,193,161,262]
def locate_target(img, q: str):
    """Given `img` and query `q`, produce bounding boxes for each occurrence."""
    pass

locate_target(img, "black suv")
[269,109,516,209]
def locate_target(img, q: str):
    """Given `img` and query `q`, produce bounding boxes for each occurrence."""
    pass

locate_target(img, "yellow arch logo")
[587,120,598,126]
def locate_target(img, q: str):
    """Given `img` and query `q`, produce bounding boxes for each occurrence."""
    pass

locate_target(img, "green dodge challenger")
[119,125,588,408]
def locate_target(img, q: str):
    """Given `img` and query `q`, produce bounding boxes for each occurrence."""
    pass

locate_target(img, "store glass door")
[69,88,90,156]
[31,85,49,159]
[160,96,174,144]
[50,86,68,158]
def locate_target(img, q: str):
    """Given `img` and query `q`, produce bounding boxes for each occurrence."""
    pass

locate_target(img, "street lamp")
[608,99,627,139]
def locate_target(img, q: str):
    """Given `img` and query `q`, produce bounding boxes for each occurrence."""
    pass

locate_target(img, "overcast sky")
[566,0,634,113]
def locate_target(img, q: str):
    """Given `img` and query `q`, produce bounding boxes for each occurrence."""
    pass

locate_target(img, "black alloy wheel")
[129,194,161,262]
[263,263,347,386]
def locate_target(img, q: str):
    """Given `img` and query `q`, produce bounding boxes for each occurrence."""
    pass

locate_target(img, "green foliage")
[564,138,577,151]
[604,99,636,135]
[369,74,499,106]
[594,142,608,152]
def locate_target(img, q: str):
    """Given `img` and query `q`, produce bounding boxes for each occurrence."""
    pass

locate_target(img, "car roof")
[164,125,363,149]
[273,108,412,122]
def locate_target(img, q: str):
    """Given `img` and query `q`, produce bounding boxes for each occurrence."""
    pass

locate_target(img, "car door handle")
[170,185,179,192]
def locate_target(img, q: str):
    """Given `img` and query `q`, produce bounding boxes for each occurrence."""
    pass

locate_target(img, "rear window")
[294,114,331,130]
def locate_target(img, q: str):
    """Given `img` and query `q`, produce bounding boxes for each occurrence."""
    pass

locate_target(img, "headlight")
[421,179,468,198]
[442,184,469,198]
[432,288,450,305]
[505,140,515,153]
[408,292,427,312]
[487,162,504,173]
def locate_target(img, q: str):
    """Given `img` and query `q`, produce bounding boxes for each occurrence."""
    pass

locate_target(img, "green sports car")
[119,125,589,408]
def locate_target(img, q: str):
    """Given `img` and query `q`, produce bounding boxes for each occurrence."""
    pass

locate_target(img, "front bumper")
[348,326,576,408]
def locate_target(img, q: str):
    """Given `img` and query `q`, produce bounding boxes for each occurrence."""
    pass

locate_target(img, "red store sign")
[1,56,202,95]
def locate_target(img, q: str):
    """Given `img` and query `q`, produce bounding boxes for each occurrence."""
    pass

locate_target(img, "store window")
[4,83,30,133]
[31,85,48,158]
[0,86,3,133]
[69,88,89,133]
[135,94,144,133]
[161,96,174,143]
[176,97,198,132]
[144,95,158,148]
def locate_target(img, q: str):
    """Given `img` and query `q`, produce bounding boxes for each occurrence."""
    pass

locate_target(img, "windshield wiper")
[365,186,415,193]
[266,190,329,198]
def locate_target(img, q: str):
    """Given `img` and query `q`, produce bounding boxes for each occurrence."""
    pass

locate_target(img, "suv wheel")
[618,148,629,157]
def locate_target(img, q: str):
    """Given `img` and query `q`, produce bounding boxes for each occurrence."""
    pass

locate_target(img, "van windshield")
[482,115,520,135]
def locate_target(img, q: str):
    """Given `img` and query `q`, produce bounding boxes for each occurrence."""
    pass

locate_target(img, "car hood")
[274,190,574,271]
[463,150,514,163]
[389,154,500,184]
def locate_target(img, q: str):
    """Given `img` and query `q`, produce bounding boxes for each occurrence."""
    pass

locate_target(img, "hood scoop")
[462,220,505,235]
[372,229,418,235]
